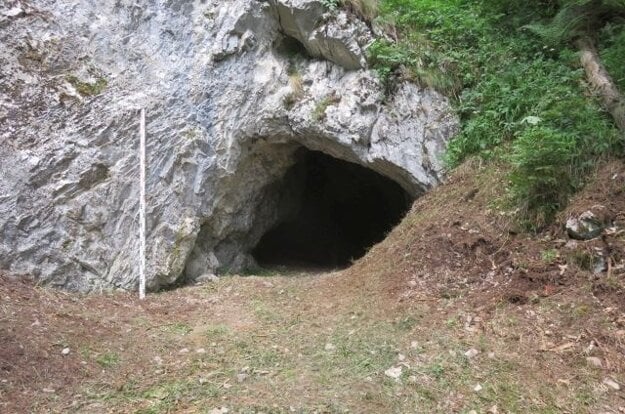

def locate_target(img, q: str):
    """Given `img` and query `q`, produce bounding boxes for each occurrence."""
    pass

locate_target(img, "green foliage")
[312,93,341,121]
[600,22,625,91]
[66,75,108,96]
[321,0,340,11]
[541,249,559,264]
[509,127,577,227]
[373,0,622,229]
[96,351,120,368]
[523,0,625,45]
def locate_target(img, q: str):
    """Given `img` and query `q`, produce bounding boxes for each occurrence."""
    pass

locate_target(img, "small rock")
[42,388,56,393]
[179,348,190,354]
[196,348,206,354]
[324,343,336,351]
[487,404,499,414]
[2,7,24,18]
[410,341,418,349]
[196,273,219,284]
[488,352,496,359]
[464,348,479,359]
[384,366,403,380]
[586,357,602,368]
[473,383,483,392]
[566,210,604,240]
[236,373,248,383]
[398,353,406,362]
[208,408,229,414]
[61,347,70,355]
[603,378,621,391]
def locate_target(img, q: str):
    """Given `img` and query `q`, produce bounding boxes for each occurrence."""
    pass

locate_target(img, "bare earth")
[1,160,625,413]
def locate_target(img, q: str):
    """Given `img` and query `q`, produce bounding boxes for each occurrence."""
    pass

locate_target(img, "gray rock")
[195,273,219,284]
[0,0,458,291]
[566,211,604,240]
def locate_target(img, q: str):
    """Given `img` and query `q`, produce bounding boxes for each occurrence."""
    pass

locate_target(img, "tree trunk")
[575,37,625,132]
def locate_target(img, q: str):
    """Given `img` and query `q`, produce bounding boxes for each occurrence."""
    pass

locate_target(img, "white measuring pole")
[139,108,147,300]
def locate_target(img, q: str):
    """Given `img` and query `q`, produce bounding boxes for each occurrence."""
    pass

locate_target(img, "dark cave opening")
[252,150,412,269]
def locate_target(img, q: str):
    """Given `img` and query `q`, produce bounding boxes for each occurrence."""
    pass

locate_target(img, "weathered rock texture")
[0,0,459,291]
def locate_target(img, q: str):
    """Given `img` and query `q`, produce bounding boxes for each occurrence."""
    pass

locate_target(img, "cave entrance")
[252,149,412,269]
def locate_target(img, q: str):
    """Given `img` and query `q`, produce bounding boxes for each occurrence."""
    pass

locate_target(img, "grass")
[312,93,341,121]
[283,70,305,110]
[160,322,193,335]
[96,351,120,368]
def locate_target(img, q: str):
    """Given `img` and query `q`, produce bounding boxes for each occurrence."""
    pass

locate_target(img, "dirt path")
[2,161,625,413]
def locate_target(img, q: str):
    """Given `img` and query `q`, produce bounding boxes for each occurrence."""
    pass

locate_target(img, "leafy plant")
[541,249,559,264]
[321,0,340,11]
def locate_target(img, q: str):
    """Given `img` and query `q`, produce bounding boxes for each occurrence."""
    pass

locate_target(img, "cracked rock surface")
[0,0,458,291]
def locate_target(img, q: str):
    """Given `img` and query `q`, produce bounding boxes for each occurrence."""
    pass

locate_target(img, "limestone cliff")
[0,0,458,291]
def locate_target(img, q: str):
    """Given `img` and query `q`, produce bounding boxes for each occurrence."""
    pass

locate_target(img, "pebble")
[603,378,621,391]
[464,348,479,359]
[586,357,602,368]
[473,384,483,392]
[196,348,206,354]
[384,366,403,380]
[208,408,229,414]
[61,347,70,355]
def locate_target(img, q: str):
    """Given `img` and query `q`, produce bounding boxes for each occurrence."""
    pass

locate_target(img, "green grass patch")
[96,351,120,368]
[160,322,193,336]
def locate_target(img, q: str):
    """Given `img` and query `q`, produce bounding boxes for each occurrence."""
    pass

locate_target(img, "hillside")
[2,0,625,412]
[2,160,625,413]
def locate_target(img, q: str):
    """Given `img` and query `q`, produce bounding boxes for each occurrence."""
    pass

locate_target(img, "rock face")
[0,0,459,291]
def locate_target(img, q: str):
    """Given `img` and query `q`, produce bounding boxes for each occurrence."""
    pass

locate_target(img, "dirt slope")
[1,160,625,413]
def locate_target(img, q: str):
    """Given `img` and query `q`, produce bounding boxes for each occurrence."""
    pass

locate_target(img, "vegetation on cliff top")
[331,0,625,229]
